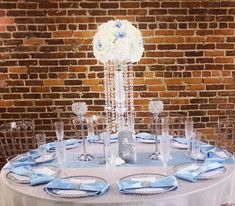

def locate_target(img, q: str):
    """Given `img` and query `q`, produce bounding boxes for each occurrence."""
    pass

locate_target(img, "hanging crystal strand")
[128,63,135,134]
[124,63,129,130]
[110,62,116,133]
[104,63,110,132]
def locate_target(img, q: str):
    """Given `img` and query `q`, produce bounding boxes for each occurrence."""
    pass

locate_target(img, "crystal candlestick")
[72,102,94,161]
[148,100,164,160]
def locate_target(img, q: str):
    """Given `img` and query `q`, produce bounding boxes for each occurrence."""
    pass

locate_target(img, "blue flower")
[95,40,102,50]
[115,31,126,39]
[115,20,122,28]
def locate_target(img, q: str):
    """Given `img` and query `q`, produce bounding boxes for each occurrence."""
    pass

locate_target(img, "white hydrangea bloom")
[93,20,144,64]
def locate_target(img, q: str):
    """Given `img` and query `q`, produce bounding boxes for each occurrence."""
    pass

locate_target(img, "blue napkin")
[46,139,81,152]
[10,165,55,186]
[135,132,154,140]
[88,134,118,143]
[173,137,189,145]
[10,165,32,176]
[175,162,224,182]
[30,173,55,186]
[117,176,177,194]
[27,150,41,159]
[46,179,110,196]
[10,155,36,167]
[200,146,228,163]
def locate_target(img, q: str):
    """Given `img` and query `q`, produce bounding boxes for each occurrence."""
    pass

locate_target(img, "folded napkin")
[175,162,224,182]
[88,134,118,144]
[30,173,55,186]
[46,179,110,196]
[46,139,81,152]
[10,165,55,186]
[173,137,189,145]
[200,146,229,163]
[10,155,36,167]
[117,176,177,194]
[135,132,154,140]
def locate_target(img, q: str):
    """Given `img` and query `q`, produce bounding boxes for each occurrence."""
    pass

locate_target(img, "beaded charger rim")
[119,173,177,195]
[44,175,108,198]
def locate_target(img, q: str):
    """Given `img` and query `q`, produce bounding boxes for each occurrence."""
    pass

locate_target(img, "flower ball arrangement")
[93,20,144,64]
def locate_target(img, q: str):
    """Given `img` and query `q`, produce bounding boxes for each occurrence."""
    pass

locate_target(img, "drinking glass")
[159,135,171,175]
[85,115,95,138]
[191,131,201,165]
[56,140,66,175]
[185,117,193,150]
[162,117,169,136]
[98,132,111,164]
[35,133,46,160]
[55,121,64,141]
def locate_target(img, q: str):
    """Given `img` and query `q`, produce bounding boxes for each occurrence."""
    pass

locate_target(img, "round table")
[1,142,235,206]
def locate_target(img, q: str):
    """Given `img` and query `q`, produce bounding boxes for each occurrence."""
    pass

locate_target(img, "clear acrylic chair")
[216,117,235,154]
[0,120,36,163]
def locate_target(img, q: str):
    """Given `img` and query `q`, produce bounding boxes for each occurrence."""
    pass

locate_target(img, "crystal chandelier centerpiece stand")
[104,62,135,134]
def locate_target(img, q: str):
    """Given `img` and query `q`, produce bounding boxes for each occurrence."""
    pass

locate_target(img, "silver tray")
[6,165,61,184]
[44,175,108,198]
[119,173,177,195]
[173,162,226,180]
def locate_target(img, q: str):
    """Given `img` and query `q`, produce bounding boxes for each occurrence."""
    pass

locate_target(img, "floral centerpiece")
[93,20,144,63]
[93,20,144,134]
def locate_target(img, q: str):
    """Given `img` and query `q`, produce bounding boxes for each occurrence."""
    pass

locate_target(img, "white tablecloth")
[1,143,235,206]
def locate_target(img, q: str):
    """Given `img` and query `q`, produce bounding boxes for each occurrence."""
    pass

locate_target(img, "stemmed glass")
[148,100,164,160]
[35,133,46,161]
[55,121,64,141]
[159,134,171,175]
[191,131,201,165]
[185,117,193,151]
[72,102,94,161]
[56,140,66,176]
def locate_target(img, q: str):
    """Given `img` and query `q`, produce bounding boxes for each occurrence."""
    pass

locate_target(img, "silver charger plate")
[44,175,108,198]
[119,173,177,195]
[6,165,61,184]
[173,162,226,180]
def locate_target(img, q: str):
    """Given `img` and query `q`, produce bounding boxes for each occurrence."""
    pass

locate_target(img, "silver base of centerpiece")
[149,152,160,160]
[78,153,94,161]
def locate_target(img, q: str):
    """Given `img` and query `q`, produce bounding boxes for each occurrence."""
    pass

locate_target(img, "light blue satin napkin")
[135,132,154,140]
[10,154,37,167]
[46,179,110,196]
[88,134,118,143]
[175,162,224,182]
[46,139,81,152]
[117,176,178,194]
[200,146,229,162]
[10,165,55,186]
[173,137,189,145]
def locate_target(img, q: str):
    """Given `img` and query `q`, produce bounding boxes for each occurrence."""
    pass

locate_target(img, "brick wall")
[0,0,235,164]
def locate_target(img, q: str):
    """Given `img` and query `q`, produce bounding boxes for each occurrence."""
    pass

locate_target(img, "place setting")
[44,175,110,198]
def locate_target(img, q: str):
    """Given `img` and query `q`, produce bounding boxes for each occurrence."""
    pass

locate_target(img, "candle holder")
[148,100,164,160]
[72,102,94,161]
